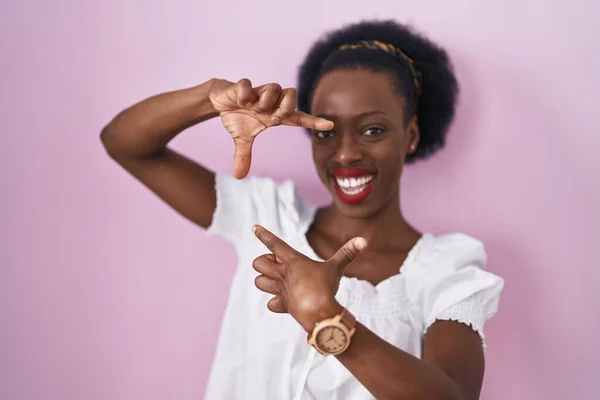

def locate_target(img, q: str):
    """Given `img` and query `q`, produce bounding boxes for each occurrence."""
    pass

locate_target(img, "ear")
[406,115,420,154]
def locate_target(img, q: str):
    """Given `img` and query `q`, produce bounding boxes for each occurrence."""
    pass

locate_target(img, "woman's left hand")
[251,225,367,332]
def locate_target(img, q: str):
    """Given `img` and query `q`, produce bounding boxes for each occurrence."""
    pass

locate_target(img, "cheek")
[311,145,328,174]
[311,141,330,162]
[382,133,408,168]
[378,148,405,178]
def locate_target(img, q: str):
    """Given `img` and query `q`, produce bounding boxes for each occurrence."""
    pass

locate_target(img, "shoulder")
[404,232,505,338]
[406,232,488,276]
[404,232,503,311]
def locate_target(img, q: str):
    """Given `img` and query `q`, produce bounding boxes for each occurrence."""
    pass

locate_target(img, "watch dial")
[316,326,347,353]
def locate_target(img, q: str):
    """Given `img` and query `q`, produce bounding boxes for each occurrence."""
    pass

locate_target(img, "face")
[309,68,419,218]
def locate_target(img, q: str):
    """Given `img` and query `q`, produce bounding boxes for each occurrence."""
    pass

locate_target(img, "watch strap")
[339,308,356,330]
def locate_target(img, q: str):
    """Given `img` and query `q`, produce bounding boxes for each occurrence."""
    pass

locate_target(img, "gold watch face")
[316,325,347,353]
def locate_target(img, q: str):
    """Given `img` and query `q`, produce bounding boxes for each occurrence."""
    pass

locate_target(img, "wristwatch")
[307,307,356,356]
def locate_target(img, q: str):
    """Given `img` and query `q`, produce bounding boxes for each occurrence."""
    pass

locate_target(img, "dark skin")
[307,69,422,286]
[101,71,484,400]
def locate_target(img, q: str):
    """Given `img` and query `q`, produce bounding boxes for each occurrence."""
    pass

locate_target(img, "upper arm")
[423,320,485,400]
[405,235,505,400]
[110,147,217,228]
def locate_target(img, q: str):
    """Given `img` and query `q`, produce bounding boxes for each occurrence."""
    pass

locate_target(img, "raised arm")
[100,79,220,228]
[100,78,333,228]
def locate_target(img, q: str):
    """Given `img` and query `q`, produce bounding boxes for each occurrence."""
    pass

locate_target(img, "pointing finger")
[282,111,334,131]
[252,225,296,259]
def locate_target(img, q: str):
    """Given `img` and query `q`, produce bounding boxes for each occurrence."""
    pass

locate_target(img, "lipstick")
[331,168,376,205]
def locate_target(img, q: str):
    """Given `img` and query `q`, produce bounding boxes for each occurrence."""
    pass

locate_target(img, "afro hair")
[297,20,459,163]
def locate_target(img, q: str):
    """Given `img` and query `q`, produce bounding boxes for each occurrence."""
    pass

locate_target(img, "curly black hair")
[297,20,459,163]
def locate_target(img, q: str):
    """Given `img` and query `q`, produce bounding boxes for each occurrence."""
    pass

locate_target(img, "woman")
[101,20,504,400]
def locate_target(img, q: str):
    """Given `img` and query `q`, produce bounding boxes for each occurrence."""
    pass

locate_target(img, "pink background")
[1,0,598,399]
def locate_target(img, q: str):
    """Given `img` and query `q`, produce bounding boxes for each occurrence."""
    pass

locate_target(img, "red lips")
[331,167,374,177]
[331,167,376,205]
[334,183,374,205]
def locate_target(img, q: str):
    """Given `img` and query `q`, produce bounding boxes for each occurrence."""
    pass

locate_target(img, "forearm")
[297,300,467,400]
[336,322,466,400]
[100,79,219,159]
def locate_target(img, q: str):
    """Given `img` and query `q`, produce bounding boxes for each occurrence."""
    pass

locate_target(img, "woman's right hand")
[209,78,334,179]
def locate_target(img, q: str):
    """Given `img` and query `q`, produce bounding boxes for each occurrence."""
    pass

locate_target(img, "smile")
[331,168,376,205]
[335,176,374,195]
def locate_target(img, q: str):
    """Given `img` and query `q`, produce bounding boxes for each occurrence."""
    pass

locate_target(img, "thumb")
[329,237,368,271]
[232,137,254,179]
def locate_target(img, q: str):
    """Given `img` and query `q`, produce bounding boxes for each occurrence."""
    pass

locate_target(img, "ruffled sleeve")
[205,173,311,248]
[404,233,504,347]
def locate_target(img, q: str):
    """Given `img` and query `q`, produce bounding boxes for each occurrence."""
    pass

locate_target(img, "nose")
[332,132,364,165]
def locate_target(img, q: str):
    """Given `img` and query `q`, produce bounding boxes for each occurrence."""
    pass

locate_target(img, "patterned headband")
[334,40,422,100]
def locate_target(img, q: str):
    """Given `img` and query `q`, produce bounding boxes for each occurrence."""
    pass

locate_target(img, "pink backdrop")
[2,0,598,399]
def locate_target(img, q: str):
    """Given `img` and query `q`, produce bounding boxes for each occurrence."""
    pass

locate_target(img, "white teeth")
[335,176,373,188]
[335,175,374,195]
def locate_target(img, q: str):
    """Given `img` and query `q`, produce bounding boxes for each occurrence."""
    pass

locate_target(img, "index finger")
[252,225,295,259]
[282,111,334,131]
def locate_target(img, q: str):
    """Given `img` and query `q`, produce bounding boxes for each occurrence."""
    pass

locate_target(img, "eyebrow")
[317,110,389,119]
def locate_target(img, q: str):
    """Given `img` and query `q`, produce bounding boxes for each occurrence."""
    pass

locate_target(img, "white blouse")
[204,174,504,400]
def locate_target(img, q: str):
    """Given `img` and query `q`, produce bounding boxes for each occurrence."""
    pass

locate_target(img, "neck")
[316,194,420,251]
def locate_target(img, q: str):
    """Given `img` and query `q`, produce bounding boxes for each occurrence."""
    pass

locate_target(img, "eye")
[362,127,385,136]
[313,130,335,140]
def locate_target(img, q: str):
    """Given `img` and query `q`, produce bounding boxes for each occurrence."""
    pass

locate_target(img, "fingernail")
[251,225,258,233]
[354,237,367,251]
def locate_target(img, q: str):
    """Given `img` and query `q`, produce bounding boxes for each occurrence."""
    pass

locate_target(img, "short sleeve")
[205,173,311,248]
[405,234,504,346]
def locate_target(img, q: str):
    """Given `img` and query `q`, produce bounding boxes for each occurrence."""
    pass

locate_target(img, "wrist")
[189,79,220,120]
[297,298,344,333]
